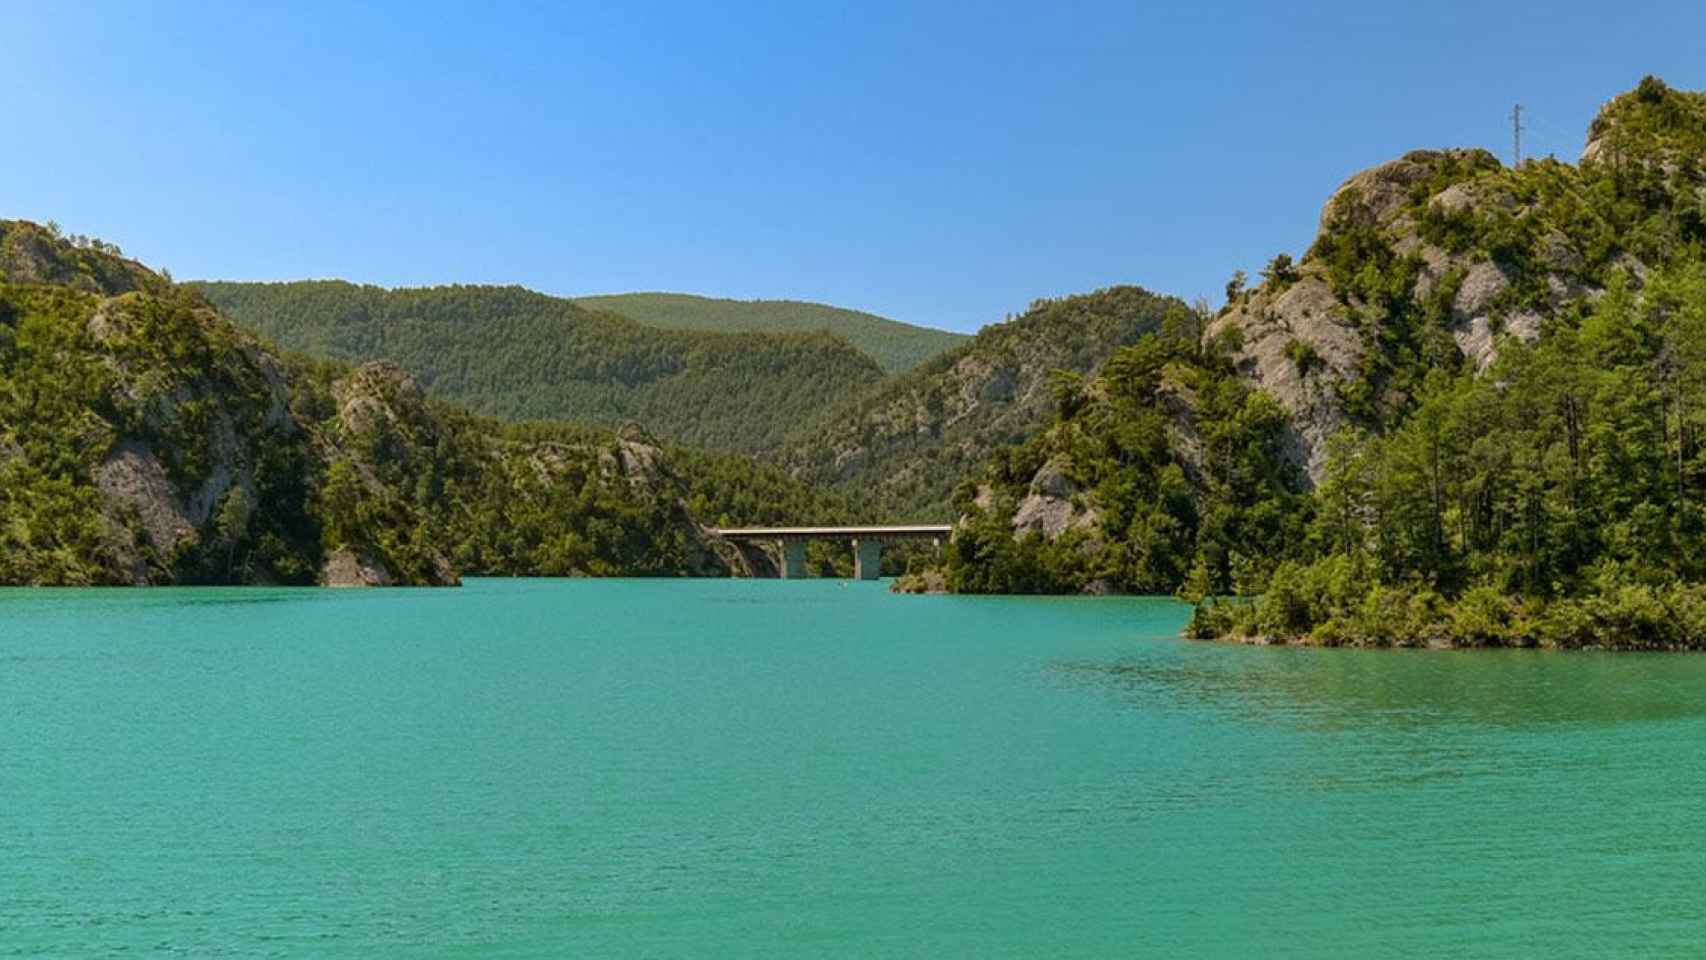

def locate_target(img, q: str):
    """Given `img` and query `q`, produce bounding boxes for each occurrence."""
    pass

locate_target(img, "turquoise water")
[4,579,1705,957]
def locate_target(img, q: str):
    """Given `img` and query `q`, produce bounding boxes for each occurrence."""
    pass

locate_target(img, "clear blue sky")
[5,1,1703,332]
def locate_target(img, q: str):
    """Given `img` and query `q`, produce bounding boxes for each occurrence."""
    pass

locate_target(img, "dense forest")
[574,292,967,374]
[195,279,1162,521]
[191,280,891,456]
[0,222,860,586]
[919,77,1706,649]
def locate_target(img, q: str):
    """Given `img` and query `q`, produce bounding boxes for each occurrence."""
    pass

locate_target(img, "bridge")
[715,525,953,580]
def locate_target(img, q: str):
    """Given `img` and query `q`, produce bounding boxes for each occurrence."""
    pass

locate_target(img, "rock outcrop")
[0,220,160,297]
[1010,458,1096,539]
[1205,141,1627,483]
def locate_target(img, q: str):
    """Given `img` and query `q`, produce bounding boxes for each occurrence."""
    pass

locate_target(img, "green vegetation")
[190,280,887,455]
[935,318,1307,595]
[1,221,867,586]
[1,219,163,296]
[926,77,1706,649]
[781,285,1193,519]
[574,291,967,374]
[1198,258,1706,649]
[0,270,326,585]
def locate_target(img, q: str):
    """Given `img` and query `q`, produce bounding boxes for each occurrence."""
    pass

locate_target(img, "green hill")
[574,292,967,374]
[190,280,886,456]
[921,77,1706,648]
[2,220,862,586]
[778,285,1195,519]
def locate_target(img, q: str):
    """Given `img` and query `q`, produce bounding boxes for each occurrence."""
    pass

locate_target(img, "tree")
[216,485,252,579]
[1225,270,1247,303]
[1261,253,1298,287]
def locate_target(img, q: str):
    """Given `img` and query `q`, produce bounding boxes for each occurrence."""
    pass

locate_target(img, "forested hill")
[922,77,1706,649]
[573,292,968,374]
[190,280,886,455]
[778,285,1197,518]
[0,220,862,586]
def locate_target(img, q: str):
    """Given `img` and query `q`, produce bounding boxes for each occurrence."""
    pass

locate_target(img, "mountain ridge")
[572,291,968,374]
[190,279,888,456]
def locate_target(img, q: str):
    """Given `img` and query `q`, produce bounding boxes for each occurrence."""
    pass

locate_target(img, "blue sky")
[5,1,1702,332]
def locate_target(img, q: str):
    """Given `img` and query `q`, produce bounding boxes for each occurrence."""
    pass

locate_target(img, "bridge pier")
[779,540,808,579]
[853,539,882,580]
[714,525,953,580]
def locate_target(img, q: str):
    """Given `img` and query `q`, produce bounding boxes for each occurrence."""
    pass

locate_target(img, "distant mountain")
[191,280,886,455]
[574,292,968,374]
[778,286,1195,519]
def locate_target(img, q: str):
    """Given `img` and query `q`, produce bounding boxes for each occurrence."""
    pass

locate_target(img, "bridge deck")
[715,524,952,540]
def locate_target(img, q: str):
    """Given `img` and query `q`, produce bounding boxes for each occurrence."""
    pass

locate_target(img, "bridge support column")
[779,540,808,579]
[853,539,882,580]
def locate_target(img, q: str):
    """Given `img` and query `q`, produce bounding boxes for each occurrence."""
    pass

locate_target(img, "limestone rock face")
[332,361,432,450]
[1011,458,1097,539]
[601,423,668,491]
[1205,147,1596,484]
[1208,269,1363,480]
[318,362,460,587]
[93,440,195,566]
[321,547,395,588]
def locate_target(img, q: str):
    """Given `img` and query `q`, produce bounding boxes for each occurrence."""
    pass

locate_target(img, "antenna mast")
[1511,104,1524,167]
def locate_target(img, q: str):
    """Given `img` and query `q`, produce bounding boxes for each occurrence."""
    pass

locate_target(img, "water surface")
[4,579,1704,957]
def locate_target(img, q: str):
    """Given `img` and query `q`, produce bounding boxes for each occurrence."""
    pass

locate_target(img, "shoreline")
[1185,627,1706,654]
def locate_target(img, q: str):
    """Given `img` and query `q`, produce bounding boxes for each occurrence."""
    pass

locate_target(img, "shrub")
[1285,338,1323,377]
[1446,585,1516,646]
[1262,253,1299,289]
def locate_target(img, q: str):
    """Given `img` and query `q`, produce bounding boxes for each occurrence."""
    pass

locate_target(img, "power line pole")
[1511,103,1524,167]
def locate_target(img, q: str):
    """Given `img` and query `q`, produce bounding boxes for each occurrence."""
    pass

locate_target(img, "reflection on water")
[0,585,332,613]
[1056,642,1706,730]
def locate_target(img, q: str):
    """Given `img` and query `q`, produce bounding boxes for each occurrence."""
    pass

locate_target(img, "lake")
[4,578,1705,957]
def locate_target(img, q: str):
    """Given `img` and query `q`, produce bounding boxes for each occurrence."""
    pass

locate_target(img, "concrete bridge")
[715,525,953,580]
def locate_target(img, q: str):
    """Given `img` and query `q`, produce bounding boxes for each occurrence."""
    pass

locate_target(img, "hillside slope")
[190,281,886,455]
[925,78,1706,648]
[574,292,968,374]
[778,285,1196,518]
[1,221,855,585]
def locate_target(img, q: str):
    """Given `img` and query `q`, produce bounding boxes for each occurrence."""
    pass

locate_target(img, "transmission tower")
[1511,104,1524,167]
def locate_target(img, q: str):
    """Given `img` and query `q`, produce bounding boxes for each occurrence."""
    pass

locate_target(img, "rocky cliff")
[1209,76,1705,484]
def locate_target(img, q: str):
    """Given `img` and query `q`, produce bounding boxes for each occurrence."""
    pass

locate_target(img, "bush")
[1262,253,1299,289]
[1637,75,1669,105]
[1446,585,1516,646]
[1285,338,1323,377]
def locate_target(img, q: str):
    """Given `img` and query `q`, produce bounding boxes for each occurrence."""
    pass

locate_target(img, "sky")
[4,1,1704,333]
